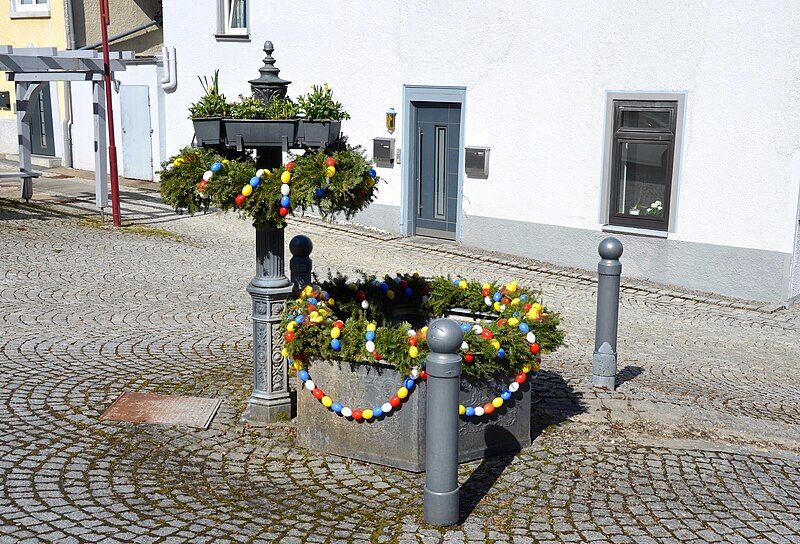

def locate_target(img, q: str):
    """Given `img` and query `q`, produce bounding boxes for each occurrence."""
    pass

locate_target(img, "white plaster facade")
[160,0,800,302]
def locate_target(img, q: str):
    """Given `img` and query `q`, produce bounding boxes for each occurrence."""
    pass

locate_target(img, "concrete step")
[1,153,62,168]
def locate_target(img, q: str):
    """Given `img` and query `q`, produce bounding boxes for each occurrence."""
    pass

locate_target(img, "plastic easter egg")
[407,329,416,337]
[298,370,309,382]
[379,282,389,292]
[452,278,461,286]
[373,406,384,418]
[465,407,475,417]
[493,301,502,312]
[490,339,500,350]
[530,343,540,354]
[410,367,420,378]
[365,340,375,353]
[481,288,490,297]
[325,156,337,167]
[389,395,401,408]
[203,170,213,181]
[458,280,468,289]
[304,380,315,391]
[472,325,483,335]
[312,388,324,400]
[209,162,221,172]
[519,323,530,333]
[404,378,416,390]
[526,332,536,343]
[280,207,290,217]
[483,403,495,415]
[397,387,409,399]
[366,323,377,332]
[280,170,291,183]
[325,166,336,178]
[362,409,373,420]
[481,329,493,340]
[255,168,264,177]
[501,390,512,401]
[321,396,333,407]
[295,315,304,324]
[314,188,325,198]
[460,323,471,333]
[381,402,392,413]
[286,161,296,170]
[497,348,506,358]
[520,294,529,302]
[464,352,474,363]
[481,283,491,290]
[341,407,352,418]
[522,365,531,373]
[515,372,527,384]
[403,287,413,298]
[330,338,341,351]
[492,292,502,302]
[330,327,340,339]
[335,320,345,329]
[280,347,289,357]
[461,341,468,350]
[459,405,466,415]
[281,195,291,207]
[492,397,503,408]
[365,331,376,341]
[408,337,418,347]
[419,370,428,380]
[369,168,377,178]
[234,194,247,207]
[284,331,295,342]
[361,300,369,309]
[474,406,485,417]
[241,184,253,197]
[286,322,296,332]
[508,317,519,327]
[386,290,395,300]
[508,382,520,393]
[331,402,343,413]
[408,346,419,358]
[281,184,291,195]
[352,409,363,420]
[484,296,492,306]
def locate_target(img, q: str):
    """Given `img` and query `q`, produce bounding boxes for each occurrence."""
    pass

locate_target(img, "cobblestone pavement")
[1,171,799,543]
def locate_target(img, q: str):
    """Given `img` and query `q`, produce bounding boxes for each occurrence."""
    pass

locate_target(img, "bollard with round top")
[289,235,313,291]
[424,318,464,526]
[593,237,623,390]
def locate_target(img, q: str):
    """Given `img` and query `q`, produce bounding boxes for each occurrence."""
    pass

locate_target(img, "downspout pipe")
[78,19,159,50]
[160,46,176,93]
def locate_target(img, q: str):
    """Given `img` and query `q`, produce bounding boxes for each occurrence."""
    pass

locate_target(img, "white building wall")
[162,0,800,300]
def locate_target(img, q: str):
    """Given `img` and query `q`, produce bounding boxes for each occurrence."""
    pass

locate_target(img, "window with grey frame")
[608,100,677,231]
[217,0,248,38]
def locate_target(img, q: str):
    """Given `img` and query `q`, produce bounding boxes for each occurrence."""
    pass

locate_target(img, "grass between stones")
[76,216,184,242]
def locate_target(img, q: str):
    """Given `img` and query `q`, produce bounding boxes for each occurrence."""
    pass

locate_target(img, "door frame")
[401,85,466,240]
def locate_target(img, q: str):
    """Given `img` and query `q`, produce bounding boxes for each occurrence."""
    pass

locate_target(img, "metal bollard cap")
[426,318,464,354]
[598,237,623,260]
[289,235,313,257]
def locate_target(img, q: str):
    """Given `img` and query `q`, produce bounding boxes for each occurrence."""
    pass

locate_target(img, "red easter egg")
[515,372,527,384]
[279,207,290,217]
[352,409,362,420]
[530,342,540,355]
[481,288,490,297]
[524,303,532,312]
[419,370,428,380]
[234,194,246,207]
[497,319,507,327]
[307,304,316,312]
[312,388,324,399]
[399,280,408,288]
[356,290,366,301]
[408,337,418,347]
[286,161,296,170]
[501,297,511,305]
[325,157,336,167]
[481,330,493,340]
[373,351,382,361]
[464,353,474,363]
[335,320,345,329]
[483,403,495,415]
[285,332,295,342]
[389,395,401,407]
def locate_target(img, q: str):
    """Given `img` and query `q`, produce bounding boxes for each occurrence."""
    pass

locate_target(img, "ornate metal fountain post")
[241,42,294,424]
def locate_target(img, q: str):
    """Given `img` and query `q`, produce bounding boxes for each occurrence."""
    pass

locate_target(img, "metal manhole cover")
[100,392,222,429]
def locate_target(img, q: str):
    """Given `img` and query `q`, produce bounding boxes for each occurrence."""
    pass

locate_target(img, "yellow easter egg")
[420,326,428,336]
[522,365,531,373]
[362,409,373,420]
[505,281,518,293]
[330,327,340,339]
[492,397,503,408]
[481,283,491,290]
[280,170,291,183]
[328,298,335,306]
[397,387,409,399]
[531,303,543,313]
[493,301,502,312]
[349,284,359,291]
[533,360,542,372]
[241,184,253,196]
[286,322,296,332]
[511,298,520,306]
[458,280,468,289]
[459,405,466,415]
[408,346,419,358]
[325,165,336,177]
[386,290,395,299]
[280,348,289,357]
[491,340,501,350]
[310,311,319,318]
[366,323,376,332]
[508,317,519,326]
[221,159,230,165]
[293,360,303,371]
[321,396,333,407]
[303,285,312,295]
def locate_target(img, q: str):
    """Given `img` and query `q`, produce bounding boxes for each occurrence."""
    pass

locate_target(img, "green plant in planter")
[265,96,300,120]
[229,94,269,119]
[158,147,227,214]
[297,84,351,121]
[188,70,230,119]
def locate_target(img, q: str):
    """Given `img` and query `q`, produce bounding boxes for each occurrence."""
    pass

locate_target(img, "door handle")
[417,129,423,216]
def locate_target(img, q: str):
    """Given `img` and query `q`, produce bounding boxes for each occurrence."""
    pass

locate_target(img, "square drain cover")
[100,392,222,429]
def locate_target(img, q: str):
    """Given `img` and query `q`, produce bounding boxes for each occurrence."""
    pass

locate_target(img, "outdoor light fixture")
[386,107,396,134]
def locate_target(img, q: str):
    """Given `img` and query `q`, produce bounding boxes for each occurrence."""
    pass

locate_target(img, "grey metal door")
[413,102,460,239]
[120,85,153,180]
[30,84,55,157]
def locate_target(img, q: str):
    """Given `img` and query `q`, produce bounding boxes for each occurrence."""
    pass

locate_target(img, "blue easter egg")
[404,378,415,390]
[365,331,376,341]
[452,278,460,286]
[501,390,512,401]
[314,188,325,198]
[249,176,260,187]
[331,402,343,413]
[211,162,223,172]
[403,287,413,298]
[373,406,383,418]
[281,196,291,207]
[497,348,506,358]
[307,297,317,305]
[465,407,475,417]
[460,323,471,333]
[298,370,309,382]
[379,282,389,292]
[321,291,329,299]
[520,294,529,302]
[369,168,377,178]
[518,323,530,333]
[513,311,520,317]
[330,339,341,351]
[295,315,304,324]
[492,292,502,302]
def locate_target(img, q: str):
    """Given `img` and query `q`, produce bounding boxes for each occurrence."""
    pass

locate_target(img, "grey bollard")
[593,237,623,390]
[289,235,313,291]
[424,318,464,526]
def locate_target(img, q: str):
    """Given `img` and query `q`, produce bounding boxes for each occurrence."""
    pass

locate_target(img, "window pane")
[229,0,246,28]
[621,109,670,130]
[434,126,447,220]
[616,142,668,218]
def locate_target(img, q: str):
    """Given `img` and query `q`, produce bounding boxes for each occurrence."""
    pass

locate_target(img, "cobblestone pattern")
[0,177,799,543]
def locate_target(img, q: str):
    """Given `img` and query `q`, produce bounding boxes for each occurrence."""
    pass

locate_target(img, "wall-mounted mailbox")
[373,137,395,168]
[0,91,10,111]
[465,146,490,178]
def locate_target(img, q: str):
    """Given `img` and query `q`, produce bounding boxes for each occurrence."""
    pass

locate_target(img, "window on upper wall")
[607,100,679,231]
[217,0,248,39]
[10,0,50,17]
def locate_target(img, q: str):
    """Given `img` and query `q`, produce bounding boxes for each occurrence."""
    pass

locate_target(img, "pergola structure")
[0,45,132,208]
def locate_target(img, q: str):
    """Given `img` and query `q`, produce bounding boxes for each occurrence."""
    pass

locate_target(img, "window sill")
[9,9,51,18]
[215,33,250,42]
[602,224,669,239]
